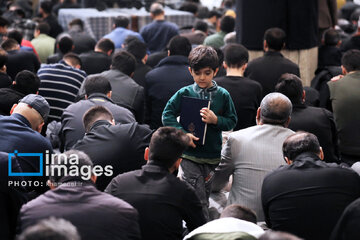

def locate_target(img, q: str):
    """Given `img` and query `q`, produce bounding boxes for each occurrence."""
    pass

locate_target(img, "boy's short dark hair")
[83,105,113,133]
[194,20,208,33]
[96,38,115,54]
[149,127,189,168]
[36,22,51,35]
[188,45,219,71]
[125,38,147,60]
[264,27,286,51]
[113,16,129,28]
[1,38,18,51]
[58,36,73,54]
[63,53,82,67]
[275,73,303,104]
[208,10,222,19]
[224,43,249,69]
[220,16,235,33]
[323,29,341,46]
[168,36,192,57]
[84,75,112,96]
[220,204,257,224]
[342,49,360,72]
[7,29,23,44]
[111,50,136,76]
[13,70,41,94]
[0,48,8,68]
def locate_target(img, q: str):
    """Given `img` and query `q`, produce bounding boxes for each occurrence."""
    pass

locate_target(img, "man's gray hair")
[150,3,164,16]
[260,92,292,126]
[18,217,80,240]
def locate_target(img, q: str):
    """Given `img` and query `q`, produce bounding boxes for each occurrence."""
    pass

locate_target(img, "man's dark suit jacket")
[215,76,262,131]
[145,55,193,129]
[288,103,339,163]
[133,60,152,88]
[105,161,206,240]
[79,51,112,75]
[262,152,360,240]
[6,50,40,80]
[73,120,153,191]
[244,51,300,98]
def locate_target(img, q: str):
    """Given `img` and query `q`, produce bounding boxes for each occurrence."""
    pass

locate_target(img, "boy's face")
[189,67,219,89]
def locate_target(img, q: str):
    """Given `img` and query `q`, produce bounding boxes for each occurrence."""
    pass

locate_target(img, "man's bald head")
[11,103,45,132]
[258,92,292,127]
[283,132,322,162]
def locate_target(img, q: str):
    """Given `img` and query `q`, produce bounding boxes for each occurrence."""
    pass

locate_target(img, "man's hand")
[331,74,344,82]
[200,107,218,124]
[186,133,199,148]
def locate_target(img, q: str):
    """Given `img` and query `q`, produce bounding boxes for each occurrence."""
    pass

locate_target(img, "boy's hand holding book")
[200,108,218,125]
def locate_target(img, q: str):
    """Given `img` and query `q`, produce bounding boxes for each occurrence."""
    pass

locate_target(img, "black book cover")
[180,96,210,145]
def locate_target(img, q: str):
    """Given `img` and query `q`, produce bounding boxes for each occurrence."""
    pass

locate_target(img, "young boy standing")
[162,46,237,220]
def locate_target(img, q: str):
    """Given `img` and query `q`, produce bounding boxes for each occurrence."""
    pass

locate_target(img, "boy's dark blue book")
[180,96,210,145]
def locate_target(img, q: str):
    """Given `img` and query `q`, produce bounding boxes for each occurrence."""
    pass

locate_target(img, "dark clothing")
[0,114,53,193]
[133,60,152,88]
[304,86,320,107]
[145,55,194,129]
[146,51,168,68]
[6,49,40,80]
[341,34,360,52]
[140,20,179,53]
[105,162,207,240]
[79,51,111,75]
[181,30,207,45]
[262,152,360,240]
[215,76,262,131]
[78,69,145,123]
[43,15,63,38]
[0,152,27,240]
[0,72,12,88]
[288,103,339,163]
[60,93,136,151]
[47,52,63,64]
[244,51,300,98]
[318,45,342,68]
[73,121,153,191]
[67,27,96,54]
[330,197,360,240]
[19,181,141,240]
[236,0,318,50]
[0,87,25,116]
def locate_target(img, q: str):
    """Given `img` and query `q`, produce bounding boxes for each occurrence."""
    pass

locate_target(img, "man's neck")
[153,15,165,21]
[226,68,244,77]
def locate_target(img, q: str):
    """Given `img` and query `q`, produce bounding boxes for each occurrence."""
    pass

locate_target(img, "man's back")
[289,104,339,162]
[78,69,145,122]
[60,93,136,151]
[68,28,96,54]
[328,72,360,159]
[215,76,262,131]
[216,124,294,221]
[38,61,87,122]
[79,51,112,75]
[104,27,144,49]
[0,87,25,115]
[73,121,152,191]
[105,162,206,240]
[31,34,56,63]
[262,153,360,240]
[145,55,193,129]
[245,51,300,97]
[140,20,179,53]
[19,183,141,240]
[6,50,40,80]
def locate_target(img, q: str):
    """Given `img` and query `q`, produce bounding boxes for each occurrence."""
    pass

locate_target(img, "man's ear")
[10,104,17,115]
[130,72,134,78]
[213,67,219,77]
[263,40,267,50]
[256,107,261,125]
[107,90,112,99]
[90,174,97,183]
[241,63,248,72]
[35,122,45,133]
[341,65,347,75]
[144,147,149,161]
[319,147,324,161]
[47,180,56,190]
[284,116,291,128]
[188,67,193,75]
[107,49,113,56]
[223,61,228,69]
[175,158,182,169]
[75,64,81,69]
[284,157,292,165]
[142,54,148,64]
[302,90,306,102]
